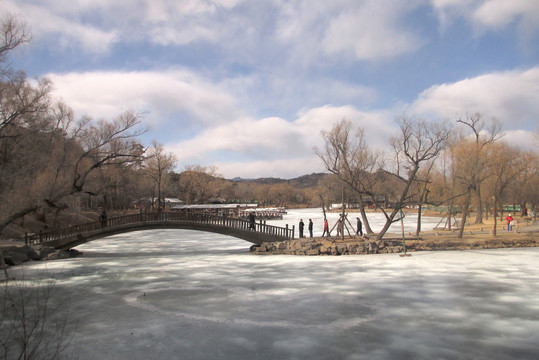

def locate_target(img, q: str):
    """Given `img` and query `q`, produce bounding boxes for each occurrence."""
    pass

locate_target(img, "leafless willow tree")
[316,116,451,239]
[486,142,528,235]
[176,165,220,204]
[315,119,380,234]
[143,141,177,210]
[0,12,150,236]
[381,116,452,239]
[455,113,503,224]
[0,109,146,235]
[0,13,31,65]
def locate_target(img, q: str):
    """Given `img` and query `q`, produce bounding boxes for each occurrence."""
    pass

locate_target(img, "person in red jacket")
[505,214,514,231]
[322,218,329,237]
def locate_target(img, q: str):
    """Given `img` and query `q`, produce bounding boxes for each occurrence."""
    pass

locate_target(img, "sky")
[3,0,539,179]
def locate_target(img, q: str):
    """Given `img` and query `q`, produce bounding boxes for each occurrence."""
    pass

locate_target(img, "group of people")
[298,219,314,238]
[298,216,364,238]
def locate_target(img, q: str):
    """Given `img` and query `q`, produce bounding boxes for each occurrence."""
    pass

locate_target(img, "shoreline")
[251,218,539,255]
[250,234,539,255]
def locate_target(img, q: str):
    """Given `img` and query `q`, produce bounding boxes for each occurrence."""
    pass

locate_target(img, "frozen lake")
[5,209,539,359]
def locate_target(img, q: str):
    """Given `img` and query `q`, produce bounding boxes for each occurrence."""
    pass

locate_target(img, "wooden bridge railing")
[24,211,294,245]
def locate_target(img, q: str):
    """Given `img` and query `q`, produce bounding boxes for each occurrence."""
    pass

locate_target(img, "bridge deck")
[24,211,295,249]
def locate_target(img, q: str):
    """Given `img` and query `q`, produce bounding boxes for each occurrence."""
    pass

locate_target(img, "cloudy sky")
[4,0,539,179]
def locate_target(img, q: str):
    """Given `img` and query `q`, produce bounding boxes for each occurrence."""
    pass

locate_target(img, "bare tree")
[412,162,436,236]
[0,13,31,64]
[315,119,378,234]
[0,110,146,235]
[0,72,52,134]
[143,141,177,210]
[177,165,220,204]
[316,117,451,239]
[1,273,78,359]
[379,116,452,239]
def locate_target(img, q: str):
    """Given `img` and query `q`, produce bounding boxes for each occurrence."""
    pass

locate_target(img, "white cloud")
[322,1,424,60]
[410,66,539,130]
[47,70,241,126]
[6,0,431,61]
[44,68,387,179]
[503,129,538,151]
[4,0,246,52]
[273,0,426,62]
[294,105,395,150]
[169,116,298,160]
[221,72,379,122]
[167,105,396,179]
[431,0,539,36]
[473,0,539,31]
[4,1,120,54]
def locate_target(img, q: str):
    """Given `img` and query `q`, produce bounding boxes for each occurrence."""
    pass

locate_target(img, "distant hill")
[231,173,328,189]
[289,173,327,189]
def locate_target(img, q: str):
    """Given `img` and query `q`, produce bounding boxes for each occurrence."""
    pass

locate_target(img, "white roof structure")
[170,203,257,210]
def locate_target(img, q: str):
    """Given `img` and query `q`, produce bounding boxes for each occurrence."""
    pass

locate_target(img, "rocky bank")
[250,234,539,255]
[0,241,82,269]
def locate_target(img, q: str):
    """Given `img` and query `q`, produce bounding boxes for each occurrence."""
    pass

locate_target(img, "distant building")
[132,197,183,211]
[331,195,390,210]
[170,203,257,216]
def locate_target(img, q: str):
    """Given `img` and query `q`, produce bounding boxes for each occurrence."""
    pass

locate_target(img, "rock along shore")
[250,234,539,255]
[0,241,82,269]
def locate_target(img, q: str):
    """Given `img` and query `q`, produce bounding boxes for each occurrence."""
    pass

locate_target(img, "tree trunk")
[448,204,454,230]
[157,178,162,210]
[458,191,472,239]
[416,188,427,236]
[357,193,373,234]
[376,207,400,240]
[492,196,498,236]
[0,205,39,236]
[416,203,422,237]
[318,194,327,221]
[474,185,483,224]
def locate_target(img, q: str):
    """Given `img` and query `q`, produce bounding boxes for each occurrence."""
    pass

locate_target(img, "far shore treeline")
[1,14,538,240]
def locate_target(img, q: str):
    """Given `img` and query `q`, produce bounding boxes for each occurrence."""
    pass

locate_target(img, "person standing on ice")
[322,218,329,237]
[356,217,363,236]
[308,219,313,238]
[299,219,305,238]
[336,218,343,237]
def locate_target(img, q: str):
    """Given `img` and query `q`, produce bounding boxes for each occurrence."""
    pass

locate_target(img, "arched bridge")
[24,211,295,250]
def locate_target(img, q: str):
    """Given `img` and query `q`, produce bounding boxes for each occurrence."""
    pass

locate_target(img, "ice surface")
[7,209,539,360]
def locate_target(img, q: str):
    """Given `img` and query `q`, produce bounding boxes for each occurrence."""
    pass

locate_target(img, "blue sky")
[4,0,539,179]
